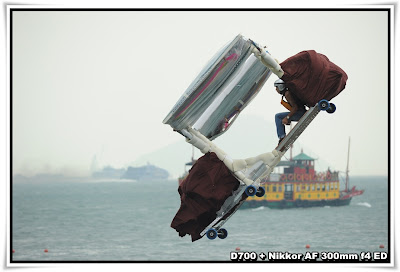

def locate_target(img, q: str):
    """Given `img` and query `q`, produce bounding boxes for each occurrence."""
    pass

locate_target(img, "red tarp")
[171,152,240,242]
[280,50,348,107]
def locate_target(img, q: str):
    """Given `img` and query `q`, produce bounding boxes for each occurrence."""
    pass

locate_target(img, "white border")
[4,3,396,270]
[5,3,11,269]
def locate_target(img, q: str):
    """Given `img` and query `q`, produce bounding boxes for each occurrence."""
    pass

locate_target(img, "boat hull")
[241,197,352,209]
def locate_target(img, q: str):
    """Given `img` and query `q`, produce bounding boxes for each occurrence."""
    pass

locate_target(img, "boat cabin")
[258,150,340,203]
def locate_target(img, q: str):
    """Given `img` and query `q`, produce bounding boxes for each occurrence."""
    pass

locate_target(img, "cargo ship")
[242,139,364,209]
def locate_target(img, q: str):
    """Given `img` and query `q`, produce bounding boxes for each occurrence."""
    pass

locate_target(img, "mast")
[191,145,195,163]
[289,123,293,160]
[345,137,350,192]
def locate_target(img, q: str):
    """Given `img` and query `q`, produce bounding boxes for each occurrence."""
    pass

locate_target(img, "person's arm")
[282,91,298,124]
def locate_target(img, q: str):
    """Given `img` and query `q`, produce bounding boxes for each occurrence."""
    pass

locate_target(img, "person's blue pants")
[275,109,306,139]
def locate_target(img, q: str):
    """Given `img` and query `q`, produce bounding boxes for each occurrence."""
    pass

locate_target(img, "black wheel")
[217,228,228,239]
[318,99,330,111]
[256,186,265,197]
[206,229,218,240]
[245,185,257,196]
[327,103,336,114]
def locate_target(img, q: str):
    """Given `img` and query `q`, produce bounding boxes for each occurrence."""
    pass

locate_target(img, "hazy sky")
[11,8,391,177]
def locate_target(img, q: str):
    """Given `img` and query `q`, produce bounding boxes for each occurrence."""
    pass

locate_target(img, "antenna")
[289,123,293,160]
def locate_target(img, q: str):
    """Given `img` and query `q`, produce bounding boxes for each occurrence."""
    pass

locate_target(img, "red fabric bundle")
[171,152,239,242]
[280,50,348,107]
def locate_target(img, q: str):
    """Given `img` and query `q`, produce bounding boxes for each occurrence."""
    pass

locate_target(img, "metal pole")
[345,137,351,192]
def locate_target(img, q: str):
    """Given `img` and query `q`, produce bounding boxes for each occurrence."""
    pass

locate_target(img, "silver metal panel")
[163,34,271,140]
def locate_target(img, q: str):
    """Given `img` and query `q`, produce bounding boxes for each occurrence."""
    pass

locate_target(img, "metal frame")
[200,102,325,238]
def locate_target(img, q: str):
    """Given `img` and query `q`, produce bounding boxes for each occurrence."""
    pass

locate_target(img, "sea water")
[11,176,389,262]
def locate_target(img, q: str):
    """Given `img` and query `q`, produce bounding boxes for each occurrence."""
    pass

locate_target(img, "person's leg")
[275,112,289,139]
[290,109,307,122]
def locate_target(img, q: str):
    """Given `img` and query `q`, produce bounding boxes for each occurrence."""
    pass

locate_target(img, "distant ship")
[93,163,170,181]
[122,163,170,181]
[242,138,364,209]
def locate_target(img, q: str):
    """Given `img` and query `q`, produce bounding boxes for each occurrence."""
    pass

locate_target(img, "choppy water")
[11,176,389,262]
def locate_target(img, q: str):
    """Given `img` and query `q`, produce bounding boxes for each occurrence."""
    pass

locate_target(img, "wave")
[356,202,372,208]
[251,206,265,212]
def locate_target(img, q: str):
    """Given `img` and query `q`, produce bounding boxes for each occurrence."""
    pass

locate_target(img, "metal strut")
[200,102,331,239]
[200,183,248,237]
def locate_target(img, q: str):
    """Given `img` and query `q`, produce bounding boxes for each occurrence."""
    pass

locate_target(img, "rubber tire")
[245,185,257,196]
[318,99,330,111]
[206,229,218,240]
[327,103,336,114]
[256,186,266,197]
[217,228,228,239]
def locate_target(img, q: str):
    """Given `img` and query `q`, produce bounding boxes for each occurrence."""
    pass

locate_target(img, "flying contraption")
[163,34,347,242]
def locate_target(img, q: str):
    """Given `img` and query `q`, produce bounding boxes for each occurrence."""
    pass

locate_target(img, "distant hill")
[12,114,333,183]
[133,113,336,178]
[14,164,171,183]
[133,114,280,178]
[92,164,170,181]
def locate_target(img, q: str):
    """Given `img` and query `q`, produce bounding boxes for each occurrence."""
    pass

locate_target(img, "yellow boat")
[242,139,363,209]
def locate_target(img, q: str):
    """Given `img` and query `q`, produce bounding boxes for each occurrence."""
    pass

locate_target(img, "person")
[274,79,307,144]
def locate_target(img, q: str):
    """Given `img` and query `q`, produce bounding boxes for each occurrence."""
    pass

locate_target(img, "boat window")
[311,185,315,191]
[335,183,338,189]
[322,184,325,191]
[273,186,276,192]
[306,185,310,191]
[330,183,334,189]
[317,184,320,190]
[326,185,330,191]
[297,185,300,192]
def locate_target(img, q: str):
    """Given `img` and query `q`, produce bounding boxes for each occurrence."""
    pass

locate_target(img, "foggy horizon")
[10,9,390,179]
